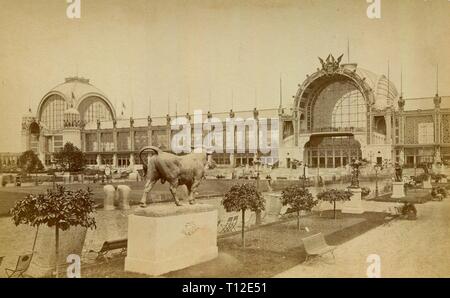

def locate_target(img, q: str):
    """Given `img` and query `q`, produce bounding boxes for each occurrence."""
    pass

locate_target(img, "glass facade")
[82,98,113,124]
[53,135,63,152]
[418,123,434,144]
[117,132,130,151]
[100,133,114,151]
[85,133,98,152]
[40,95,68,130]
[134,131,148,151]
[311,80,366,130]
[331,91,366,129]
[117,155,130,168]
[305,136,361,168]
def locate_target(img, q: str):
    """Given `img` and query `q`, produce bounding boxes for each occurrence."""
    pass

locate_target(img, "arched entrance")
[304,135,362,168]
[29,122,40,153]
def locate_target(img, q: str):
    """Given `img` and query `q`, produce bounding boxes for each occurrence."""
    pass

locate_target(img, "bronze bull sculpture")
[138,146,216,207]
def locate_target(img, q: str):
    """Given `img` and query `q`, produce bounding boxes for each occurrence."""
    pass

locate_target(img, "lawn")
[79,210,388,278]
[0,179,240,216]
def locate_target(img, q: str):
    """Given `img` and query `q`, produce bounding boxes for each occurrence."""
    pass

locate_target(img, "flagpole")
[149,96,152,117]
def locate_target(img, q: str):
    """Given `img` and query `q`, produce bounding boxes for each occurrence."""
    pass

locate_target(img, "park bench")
[5,254,33,278]
[90,238,128,260]
[302,233,336,263]
[218,215,239,234]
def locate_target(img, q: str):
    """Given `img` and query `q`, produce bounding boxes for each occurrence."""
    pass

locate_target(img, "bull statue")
[138,146,216,207]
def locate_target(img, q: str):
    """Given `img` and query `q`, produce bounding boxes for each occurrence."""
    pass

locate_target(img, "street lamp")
[254,156,262,226]
[374,163,383,198]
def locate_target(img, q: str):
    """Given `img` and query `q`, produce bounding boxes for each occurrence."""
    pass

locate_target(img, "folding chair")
[383,206,401,227]
[5,254,33,278]
[218,215,238,233]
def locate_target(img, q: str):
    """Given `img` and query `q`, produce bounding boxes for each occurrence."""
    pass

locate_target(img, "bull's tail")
[139,146,162,176]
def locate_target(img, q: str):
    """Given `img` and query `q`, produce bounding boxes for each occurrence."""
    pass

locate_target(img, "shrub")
[18,150,44,174]
[414,173,429,183]
[431,173,447,183]
[400,203,417,220]
[361,187,371,198]
[53,142,86,172]
[431,186,448,198]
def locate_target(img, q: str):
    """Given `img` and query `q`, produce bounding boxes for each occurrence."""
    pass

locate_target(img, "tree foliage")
[317,188,353,219]
[222,183,265,213]
[10,185,96,277]
[280,186,317,229]
[222,183,265,247]
[10,185,96,231]
[53,142,86,173]
[18,150,44,174]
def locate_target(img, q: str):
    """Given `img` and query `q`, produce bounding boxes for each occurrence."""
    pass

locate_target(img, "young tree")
[53,142,86,172]
[18,150,44,174]
[10,185,96,277]
[317,188,353,219]
[280,186,317,230]
[222,183,265,248]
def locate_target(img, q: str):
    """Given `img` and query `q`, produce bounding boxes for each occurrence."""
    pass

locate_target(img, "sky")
[1,0,449,152]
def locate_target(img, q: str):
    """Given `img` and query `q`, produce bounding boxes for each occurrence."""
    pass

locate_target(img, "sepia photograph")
[0,0,449,282]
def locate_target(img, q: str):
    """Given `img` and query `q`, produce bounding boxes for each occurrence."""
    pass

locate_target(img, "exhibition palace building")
[9,54,449,171]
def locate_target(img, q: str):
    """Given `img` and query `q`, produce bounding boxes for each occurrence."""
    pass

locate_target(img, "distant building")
[0,152,20,170]
[18,55,449,171]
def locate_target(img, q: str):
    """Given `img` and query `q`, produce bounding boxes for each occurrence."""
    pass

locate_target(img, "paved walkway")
[275,199,450,278]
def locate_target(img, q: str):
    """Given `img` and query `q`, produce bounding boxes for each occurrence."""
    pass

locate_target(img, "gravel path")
[276,199,450,277]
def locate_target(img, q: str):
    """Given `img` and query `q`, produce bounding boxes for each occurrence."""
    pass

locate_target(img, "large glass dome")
[37,77,115,129]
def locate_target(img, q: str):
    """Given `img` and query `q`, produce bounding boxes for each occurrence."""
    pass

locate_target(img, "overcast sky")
[1,0,449,152]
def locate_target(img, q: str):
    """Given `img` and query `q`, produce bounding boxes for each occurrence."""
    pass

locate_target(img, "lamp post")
[302,162,307,189]
[374,163,382,198]
[51,160,57,190]
[254,157,262,226]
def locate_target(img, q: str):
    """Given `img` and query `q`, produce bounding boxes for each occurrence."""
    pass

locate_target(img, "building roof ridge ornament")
[318,54,343,74]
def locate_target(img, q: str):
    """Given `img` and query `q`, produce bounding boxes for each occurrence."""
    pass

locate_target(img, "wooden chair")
[5,254,33,278]
[302,233,336,263]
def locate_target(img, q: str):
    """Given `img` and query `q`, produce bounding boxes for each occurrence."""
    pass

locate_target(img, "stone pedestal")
[342,187,364,214]
[264,193,282,215]
[391,181,405,199]
[116,185,131,210]
[103,185,116,210]
[125,203,218,276]
[423,177,432,189]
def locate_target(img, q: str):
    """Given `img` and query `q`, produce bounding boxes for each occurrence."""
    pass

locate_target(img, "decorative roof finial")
[318,54,343,73]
